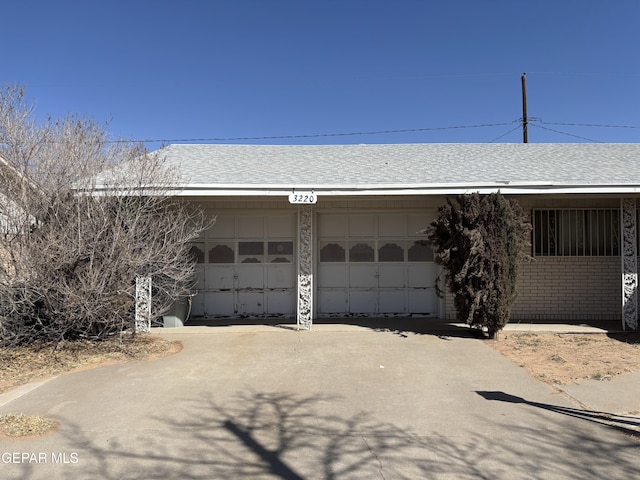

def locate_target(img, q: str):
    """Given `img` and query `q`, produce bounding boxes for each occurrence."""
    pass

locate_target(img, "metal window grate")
[532,209,620,257]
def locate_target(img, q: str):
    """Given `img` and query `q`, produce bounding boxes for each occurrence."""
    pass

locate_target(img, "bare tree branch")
[0,85,208,346]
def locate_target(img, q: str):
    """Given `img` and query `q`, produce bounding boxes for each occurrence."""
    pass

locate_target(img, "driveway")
[0,324,638,479]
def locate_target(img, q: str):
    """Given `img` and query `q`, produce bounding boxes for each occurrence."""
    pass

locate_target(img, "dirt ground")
[0,335,181,437]
[488,332,640,385]
[0,335,181,395]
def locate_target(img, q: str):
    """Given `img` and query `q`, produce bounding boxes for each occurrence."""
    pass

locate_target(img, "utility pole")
[521,73,528,143]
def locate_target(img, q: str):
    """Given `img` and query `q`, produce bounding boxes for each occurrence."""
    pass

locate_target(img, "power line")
[488,125,522,143]
[529,123,604,143]
[99,119,640,146]
[539,121,640,130]
[523,71,640,77]
[109,122,515,144]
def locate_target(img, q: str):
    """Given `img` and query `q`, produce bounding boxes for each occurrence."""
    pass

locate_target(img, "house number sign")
[288,191,317,204]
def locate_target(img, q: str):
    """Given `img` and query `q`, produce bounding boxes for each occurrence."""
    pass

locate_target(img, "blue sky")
[4,0,640,149]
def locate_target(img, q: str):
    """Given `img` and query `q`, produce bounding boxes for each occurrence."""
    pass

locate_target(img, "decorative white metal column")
[297,205,313,330]
[621,198,638,331]
[135,276,152,333]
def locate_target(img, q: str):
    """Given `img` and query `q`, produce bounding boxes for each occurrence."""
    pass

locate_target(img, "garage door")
[190,213,296,318]
[317,213,438,317]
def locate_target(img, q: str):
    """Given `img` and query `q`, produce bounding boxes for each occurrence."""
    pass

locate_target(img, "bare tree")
[0,85,207,345]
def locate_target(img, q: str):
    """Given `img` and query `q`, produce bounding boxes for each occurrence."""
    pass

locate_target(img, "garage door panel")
[318,290,347,313]
[379,290,407,313]
[407,214,434,236]
[349,290,376,313]
[238,291,264,314]
[204,291,235,316]
[267,290,295,314]
[378,215,406,236]
[408,263,437,288]
[349,264,377,287]
[319,215,347,237]
[318,264,348,288]
[267,215,295,237]
[238,216,264,238]
[378,264,405,288]
[194,265,205,290]
[267,264,295,288]
[191,292,205,317]
[208,215,235,239]
[238,265,264,289]
[349,215,376,237]
[205,266,234,289]
[409,289,437,313]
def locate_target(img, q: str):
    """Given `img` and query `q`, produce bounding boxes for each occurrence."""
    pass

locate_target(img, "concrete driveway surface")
[0,323,638,479]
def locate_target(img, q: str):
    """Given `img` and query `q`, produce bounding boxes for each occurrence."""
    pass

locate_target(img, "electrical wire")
[488,125,522,143]
[523,71,640,77]
[108,122,514,144]
[529,123,604,143]
[540,121,640,130]
[92,119,640,146]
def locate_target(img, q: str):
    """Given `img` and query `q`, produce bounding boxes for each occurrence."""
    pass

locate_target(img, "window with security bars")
[532,209,620,256]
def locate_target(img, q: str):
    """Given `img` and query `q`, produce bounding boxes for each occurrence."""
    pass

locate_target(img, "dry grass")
[0,334,181,395]
[0,333,181,438]
[0,414,59,438]
[489,332,640,385]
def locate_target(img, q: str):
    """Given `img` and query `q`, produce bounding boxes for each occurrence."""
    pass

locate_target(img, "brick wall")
[444,257,621,322]
[442,196,625,322]
[512,257,620,321]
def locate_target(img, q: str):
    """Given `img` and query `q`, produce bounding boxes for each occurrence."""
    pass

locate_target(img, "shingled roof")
[154,143,640,196]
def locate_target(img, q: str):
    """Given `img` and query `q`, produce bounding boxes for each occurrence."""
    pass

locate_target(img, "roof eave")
[167,183,640,197]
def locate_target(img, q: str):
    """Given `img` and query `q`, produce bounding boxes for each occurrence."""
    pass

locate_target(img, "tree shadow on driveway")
[18,389,639,480]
